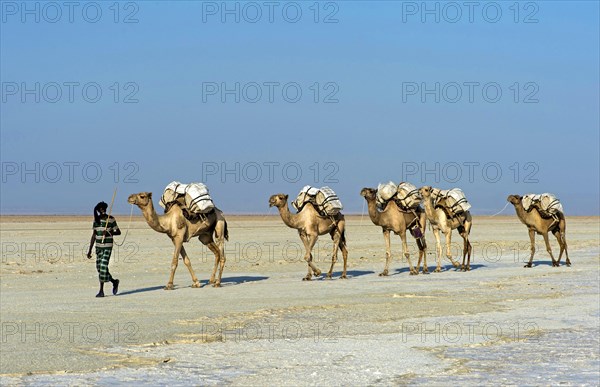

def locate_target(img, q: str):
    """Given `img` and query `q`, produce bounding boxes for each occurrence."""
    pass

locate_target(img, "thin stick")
[101,187,118,243]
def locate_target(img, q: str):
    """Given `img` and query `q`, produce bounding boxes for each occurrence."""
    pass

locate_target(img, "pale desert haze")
[1,214,598,385]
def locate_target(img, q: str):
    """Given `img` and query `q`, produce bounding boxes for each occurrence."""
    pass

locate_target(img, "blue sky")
[1,1,598,215]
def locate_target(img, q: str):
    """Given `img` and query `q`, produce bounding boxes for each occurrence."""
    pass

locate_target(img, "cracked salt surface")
[3,325,598,386]
[408,329,599,386]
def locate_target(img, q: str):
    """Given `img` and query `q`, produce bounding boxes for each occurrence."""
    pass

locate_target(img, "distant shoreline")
[1,214,599,221]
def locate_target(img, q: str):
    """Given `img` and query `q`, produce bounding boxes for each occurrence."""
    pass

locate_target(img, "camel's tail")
[340,228,347,247]
[223,220,229,241]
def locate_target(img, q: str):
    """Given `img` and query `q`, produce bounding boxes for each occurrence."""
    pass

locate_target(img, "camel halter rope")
[100,187,134,246]
[263,205,274,221]
[359,199,366,226]
[113,204,135,247]
[490,201,511,217]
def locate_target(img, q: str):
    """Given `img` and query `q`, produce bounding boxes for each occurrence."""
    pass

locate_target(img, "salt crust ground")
[1,216,598,385]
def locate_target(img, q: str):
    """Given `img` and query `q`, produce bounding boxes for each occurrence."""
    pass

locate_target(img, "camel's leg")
[416,212,428,273]
[416,248,423,274]
[165,238,183,290]
[458,220,472,271]
[301,234,321,280]
[421,244,428,273]
[400,231,417,275]
[214,229,227,287]
[554,222,570,267]
[339,236,348,279]
[542,232,558,267]
[326,230,341,279]
[180,245,201,288]
[380,230,392,276]
[202,241,226,287]
[560,220,570,266]
[552,229,564,266]
[416,247,427,274]
[525,229,536,268]
[561,229,571,267]
[444,230,458,270]
[205,240,226,287]
[299,233,313,279]
[199,234,219,284]
[432,228,443,272]
[460,234,472,271]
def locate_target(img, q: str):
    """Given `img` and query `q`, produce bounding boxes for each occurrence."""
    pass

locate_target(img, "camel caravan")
[126,181,570,289]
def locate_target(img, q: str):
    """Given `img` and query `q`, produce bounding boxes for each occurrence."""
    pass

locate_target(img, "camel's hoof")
[422,268,429,274]
[313,271,322,277]
[409,271,417,276]
[326,273,333,279]
[524,264,532,268]
[302,276,312,281]
[340,274,348,279]
[434,267,442,273]
[379,271,389,277]
[465,267,471,271]
[566,262,572,267]
[191,282,201,288]
[164,284,174,290]
[212,283,221,288]
[208,278,216,284]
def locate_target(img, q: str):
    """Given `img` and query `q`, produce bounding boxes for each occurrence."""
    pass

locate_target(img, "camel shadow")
[391,267,413,276]
[117,286,164,296]
[205,276,269,287]
[529,260,569,267]
[391,263,487,275]
[435,263,486,272]
[452,263,485,271]
[330,270,375,279]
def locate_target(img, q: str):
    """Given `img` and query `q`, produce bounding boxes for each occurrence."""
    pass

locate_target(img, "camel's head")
[128,192,152,207]
[507,194,522,205]
[269,194,288,208]
[360,188,376,200]
[419,186,433,198]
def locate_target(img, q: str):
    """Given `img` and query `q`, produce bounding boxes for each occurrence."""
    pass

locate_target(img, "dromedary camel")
[268,194,348,280]
[360,188,428,275]
[128,192,228,289]
[419,186,471,271]
[507,194,570,267]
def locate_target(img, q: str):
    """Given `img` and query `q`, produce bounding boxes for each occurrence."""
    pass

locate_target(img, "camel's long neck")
[365,198,381,225]
[422,196,436,219]
[511,202,530,224]
[277,203,300,229]
[139,200,168,233]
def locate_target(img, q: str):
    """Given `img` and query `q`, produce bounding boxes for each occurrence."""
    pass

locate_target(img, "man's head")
[95,201,108,214]
[94,201,109,222]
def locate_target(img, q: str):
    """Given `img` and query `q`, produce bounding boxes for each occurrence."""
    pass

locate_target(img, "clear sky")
[1,1,598,215]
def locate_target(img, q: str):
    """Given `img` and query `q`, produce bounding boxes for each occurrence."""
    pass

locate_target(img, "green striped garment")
[93,216,120,248]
